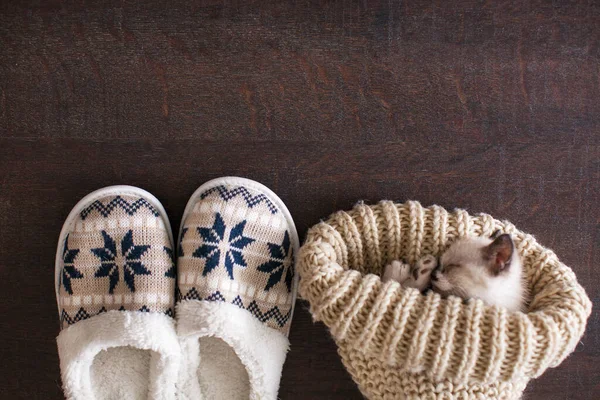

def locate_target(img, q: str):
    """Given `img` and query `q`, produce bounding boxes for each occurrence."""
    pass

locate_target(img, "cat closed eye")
[443,263,459,271]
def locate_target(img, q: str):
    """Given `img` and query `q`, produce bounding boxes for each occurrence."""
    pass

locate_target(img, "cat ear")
[485,234,514,275]
[490,229,502,239]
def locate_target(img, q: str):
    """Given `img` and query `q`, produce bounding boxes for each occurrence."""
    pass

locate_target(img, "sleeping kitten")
[382,233,527,312]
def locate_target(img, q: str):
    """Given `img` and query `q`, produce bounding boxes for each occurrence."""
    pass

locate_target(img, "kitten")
[382,233,527,312]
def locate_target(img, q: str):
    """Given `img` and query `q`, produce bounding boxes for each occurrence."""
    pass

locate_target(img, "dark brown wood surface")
[1,1,598,399]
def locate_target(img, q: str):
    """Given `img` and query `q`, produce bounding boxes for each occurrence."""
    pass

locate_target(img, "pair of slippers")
[55,177,299,400]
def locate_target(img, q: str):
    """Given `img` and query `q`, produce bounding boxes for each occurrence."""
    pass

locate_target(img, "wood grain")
[1,1,598,399]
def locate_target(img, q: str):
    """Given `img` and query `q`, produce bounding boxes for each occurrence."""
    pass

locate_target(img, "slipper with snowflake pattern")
[55,186,180,400]
[175,177,299,400]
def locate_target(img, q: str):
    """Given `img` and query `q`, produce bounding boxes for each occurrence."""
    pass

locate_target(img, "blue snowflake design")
[61,235,83,295]
[247,300,291,327]
[91,230,151,293]
[61,305,170,326]
[200,185,278,214]
[163,246,176,278]
[80,196,159,220]
[192,213,255,279]
[205,291,226,302]
[232,295,244,308]
[180,287,200,301]
[257,231,294,292]
[178,227,188,257]
[178,289,291,328]
[61,307,91,326]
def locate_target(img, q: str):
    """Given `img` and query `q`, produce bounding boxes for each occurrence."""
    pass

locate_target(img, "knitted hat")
[298,201,592,400]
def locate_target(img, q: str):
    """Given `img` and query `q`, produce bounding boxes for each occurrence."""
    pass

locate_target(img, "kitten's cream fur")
[383,234,528,312]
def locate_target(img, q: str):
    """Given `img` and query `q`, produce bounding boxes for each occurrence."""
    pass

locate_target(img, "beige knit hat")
[298,201,592,400]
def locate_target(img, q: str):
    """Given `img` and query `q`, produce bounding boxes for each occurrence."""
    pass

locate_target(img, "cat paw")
[411,255,437,291]
[382,260,412,284]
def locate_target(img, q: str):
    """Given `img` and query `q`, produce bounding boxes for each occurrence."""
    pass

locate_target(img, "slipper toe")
[56,186,180,400]
[176,177,299,400]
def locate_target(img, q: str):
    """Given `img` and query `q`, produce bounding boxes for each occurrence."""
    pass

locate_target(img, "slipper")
[55,186,180,400]
[176,177,299,400]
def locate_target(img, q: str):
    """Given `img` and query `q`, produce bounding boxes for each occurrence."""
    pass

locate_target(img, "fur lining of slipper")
[177,300,290,400]
[56,310,180,400]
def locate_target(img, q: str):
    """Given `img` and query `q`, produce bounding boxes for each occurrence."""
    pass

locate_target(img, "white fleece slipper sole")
[55,186,180,400]
[176,177,299,400]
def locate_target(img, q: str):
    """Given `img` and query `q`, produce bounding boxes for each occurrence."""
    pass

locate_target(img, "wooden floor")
[1,1,599,399]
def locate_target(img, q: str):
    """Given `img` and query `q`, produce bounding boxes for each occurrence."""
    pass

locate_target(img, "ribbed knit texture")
[298,201,592,400]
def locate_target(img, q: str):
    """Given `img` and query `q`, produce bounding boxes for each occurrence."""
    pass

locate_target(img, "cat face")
[431,234,526,312]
